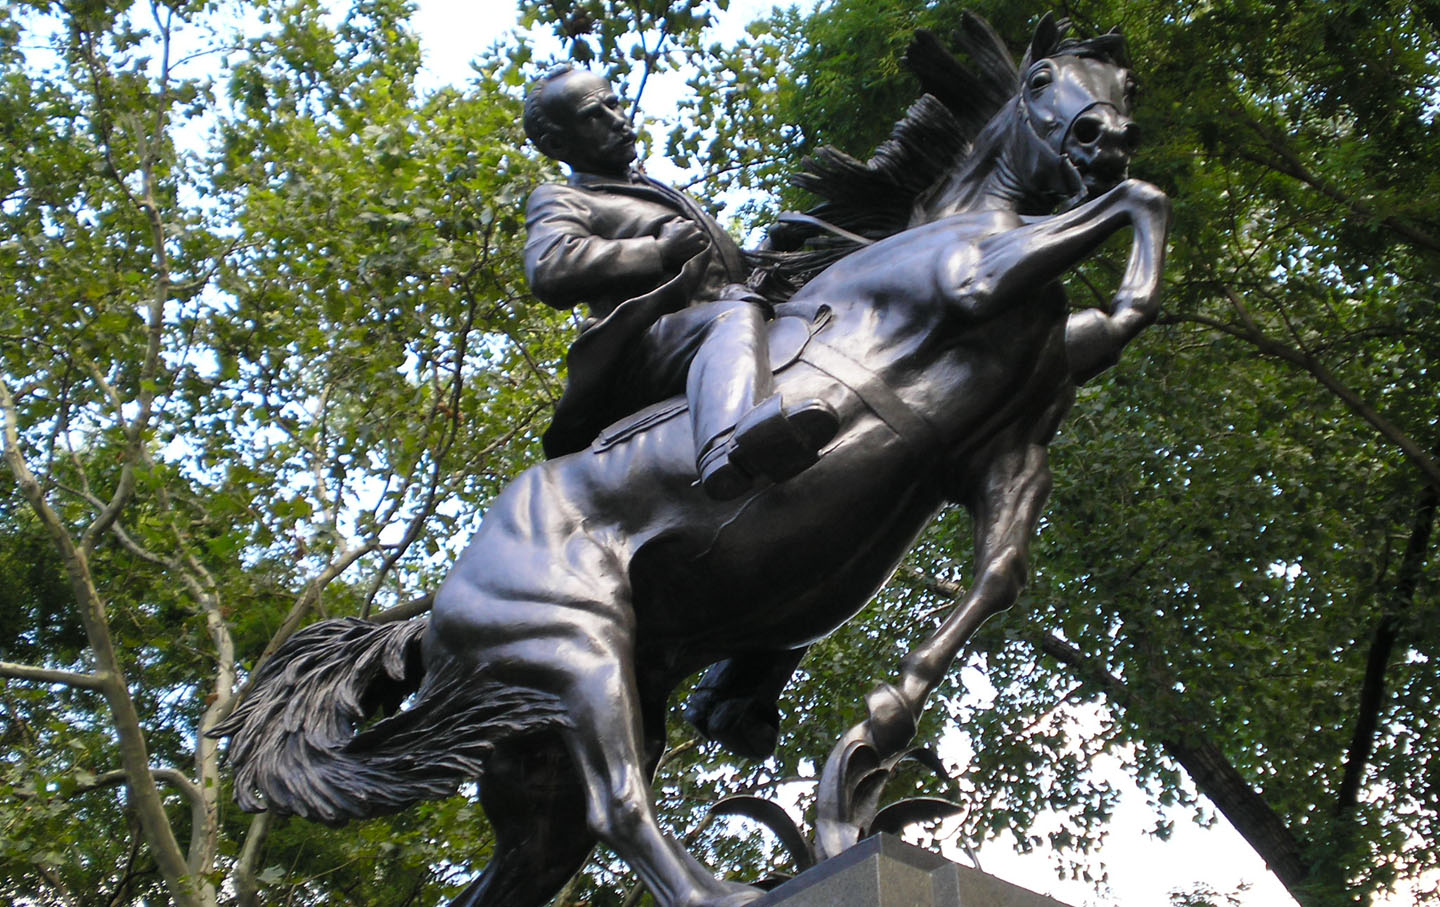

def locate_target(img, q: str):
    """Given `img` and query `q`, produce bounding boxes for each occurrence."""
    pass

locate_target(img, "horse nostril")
[1072,115,1103,145]
[1122,123,1142,153]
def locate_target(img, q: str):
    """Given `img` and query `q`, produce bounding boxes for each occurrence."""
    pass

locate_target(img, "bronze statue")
[523,66,839,500]
[215,14,1170,907]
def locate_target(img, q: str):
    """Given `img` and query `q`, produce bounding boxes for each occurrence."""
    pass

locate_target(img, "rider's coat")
[524,169,748,458]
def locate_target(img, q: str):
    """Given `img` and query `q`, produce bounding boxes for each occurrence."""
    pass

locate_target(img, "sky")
[394,2,1410,905]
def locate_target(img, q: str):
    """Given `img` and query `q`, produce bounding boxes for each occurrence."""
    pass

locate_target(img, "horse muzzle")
[1062,103,1140,196]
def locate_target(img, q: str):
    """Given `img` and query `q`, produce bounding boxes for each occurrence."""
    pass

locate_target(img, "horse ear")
[1022,12,1060,70]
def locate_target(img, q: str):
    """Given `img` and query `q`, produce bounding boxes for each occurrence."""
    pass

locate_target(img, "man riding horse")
[216,15,1170,907]
[523,67,839,501]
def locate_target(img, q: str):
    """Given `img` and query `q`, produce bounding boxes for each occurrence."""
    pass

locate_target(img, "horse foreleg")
[952,179,1171,346]
[896,442,1052,712]
[815,441,1053,858]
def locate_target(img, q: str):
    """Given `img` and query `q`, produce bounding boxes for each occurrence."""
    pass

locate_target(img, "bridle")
[1016,67,1129,209]
[1016,86,1087,208]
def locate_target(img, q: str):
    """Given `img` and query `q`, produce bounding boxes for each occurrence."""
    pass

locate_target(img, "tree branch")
[1030,628,1313,897]
[1179,287,1440,492]
[232,812,272,907]
[73,764,210,879]
[904,565,1314,898]
[238,540,383,704]
[1336,481,1438,813]
[1233,118,1440,256]
[371,592,435,624]
[2,377,201,907]
[0,660,108,691]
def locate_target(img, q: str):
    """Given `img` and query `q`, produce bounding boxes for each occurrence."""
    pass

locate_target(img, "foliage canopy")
[1,1,1438,906]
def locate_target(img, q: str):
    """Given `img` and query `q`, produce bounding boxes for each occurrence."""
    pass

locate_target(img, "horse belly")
[628,417,944,656]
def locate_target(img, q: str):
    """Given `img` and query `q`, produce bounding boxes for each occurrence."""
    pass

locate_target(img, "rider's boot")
[681,286,839,500]
[684,688,781,760]
[696,394,839,500]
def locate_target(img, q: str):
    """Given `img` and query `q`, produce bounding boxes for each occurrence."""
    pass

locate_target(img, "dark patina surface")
[216,14,1170,907]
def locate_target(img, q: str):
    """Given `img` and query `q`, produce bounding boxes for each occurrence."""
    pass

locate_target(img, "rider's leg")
[639,296,838,500]
[448,734,595,907]
[636,295,767,441]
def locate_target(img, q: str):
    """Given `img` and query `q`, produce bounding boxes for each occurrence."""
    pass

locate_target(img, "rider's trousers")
[622,295,772,460]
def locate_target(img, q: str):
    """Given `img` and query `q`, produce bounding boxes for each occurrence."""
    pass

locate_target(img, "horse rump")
[210,617,568,826]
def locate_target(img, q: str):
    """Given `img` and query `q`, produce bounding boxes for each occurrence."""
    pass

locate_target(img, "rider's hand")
[658,218,708,268]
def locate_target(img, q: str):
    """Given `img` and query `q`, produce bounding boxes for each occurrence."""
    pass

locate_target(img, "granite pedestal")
[754,834,1074,907]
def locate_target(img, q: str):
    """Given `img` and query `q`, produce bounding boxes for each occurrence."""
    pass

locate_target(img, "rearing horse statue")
[216,14,1171,907]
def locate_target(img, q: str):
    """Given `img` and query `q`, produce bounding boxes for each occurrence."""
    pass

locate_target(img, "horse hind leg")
[557,633,762,907]
[447,734,595,907]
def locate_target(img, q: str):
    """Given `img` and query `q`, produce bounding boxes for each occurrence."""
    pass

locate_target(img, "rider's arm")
[523,186,670,310]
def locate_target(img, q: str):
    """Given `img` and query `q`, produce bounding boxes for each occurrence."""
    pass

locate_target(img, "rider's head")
[524,67,638,178]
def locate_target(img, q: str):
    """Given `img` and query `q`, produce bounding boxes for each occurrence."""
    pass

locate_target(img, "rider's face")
[540,72,638,177]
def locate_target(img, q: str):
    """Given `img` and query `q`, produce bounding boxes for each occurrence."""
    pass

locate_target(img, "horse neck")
[914,102,1057,221]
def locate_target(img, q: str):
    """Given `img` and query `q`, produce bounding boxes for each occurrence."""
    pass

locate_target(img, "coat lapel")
[569,171,678,210]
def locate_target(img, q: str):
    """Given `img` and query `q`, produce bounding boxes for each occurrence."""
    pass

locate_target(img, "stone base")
[754,834,1074,907]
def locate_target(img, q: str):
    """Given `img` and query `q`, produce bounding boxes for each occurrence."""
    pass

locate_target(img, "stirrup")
[697,396,840,501]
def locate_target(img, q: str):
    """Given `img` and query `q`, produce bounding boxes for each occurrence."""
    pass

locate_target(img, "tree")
[658,1,1440,904]
[6,0,1438,905]
[0,0,565,902]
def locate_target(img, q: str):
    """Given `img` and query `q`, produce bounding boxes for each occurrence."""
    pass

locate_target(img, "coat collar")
[568,169,677,200]
[569,167,640,186]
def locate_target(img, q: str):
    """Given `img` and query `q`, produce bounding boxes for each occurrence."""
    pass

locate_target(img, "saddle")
[590,311,824,453]
[592,307,945,467]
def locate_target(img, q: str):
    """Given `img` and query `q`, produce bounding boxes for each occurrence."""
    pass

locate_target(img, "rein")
[1016,91,1088,208]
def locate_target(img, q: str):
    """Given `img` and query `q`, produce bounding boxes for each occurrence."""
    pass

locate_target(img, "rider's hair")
[523,66,577,148]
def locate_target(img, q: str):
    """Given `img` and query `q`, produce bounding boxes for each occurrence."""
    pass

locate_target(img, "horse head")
[1012,14,1139,209]
[755,13,1146,298]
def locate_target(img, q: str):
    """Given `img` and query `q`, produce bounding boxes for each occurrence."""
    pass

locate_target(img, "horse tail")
[211,617,568,826]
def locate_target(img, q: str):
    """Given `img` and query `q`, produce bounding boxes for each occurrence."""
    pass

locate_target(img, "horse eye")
[1029,69,1053,94]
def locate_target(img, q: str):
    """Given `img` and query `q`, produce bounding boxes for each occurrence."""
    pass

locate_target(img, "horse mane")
[750,12,1128,303]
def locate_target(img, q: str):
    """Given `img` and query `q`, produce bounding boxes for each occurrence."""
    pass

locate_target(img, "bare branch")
[1336,482,1437,813]
[371,592,435,624]
[0,660,108,691]
[232,813,272,907]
